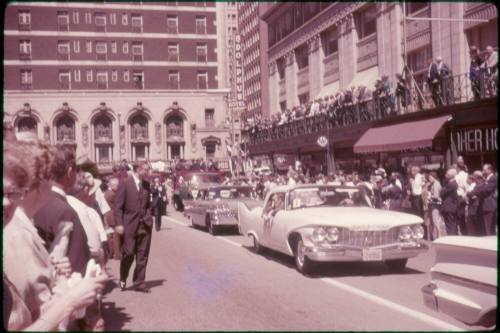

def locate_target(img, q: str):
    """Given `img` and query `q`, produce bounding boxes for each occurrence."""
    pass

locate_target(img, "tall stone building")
[263,2,497,114]
[237,2,270,121]
[4,1,234,170]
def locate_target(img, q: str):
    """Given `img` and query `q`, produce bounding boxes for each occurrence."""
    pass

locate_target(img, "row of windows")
[243,46,260,68]
[242,31,260,54]
[18,69,209,90]
[244,63,261,83]
[18,39,209,62]
[245,77,262,97]
[239,14,258,37]
[17,10,208,34]
[246,95,261,111]
[238,3,258,23]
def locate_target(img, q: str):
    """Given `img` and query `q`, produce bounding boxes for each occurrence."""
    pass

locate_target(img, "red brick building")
[4,1,233,169]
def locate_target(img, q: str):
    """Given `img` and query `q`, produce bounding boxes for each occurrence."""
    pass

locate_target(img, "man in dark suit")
[440,168,459,235]
[34,148,90,276]
[151,177,167,232]
[114,160,153,292]
[427,56,450,107]
[469,164,497,235]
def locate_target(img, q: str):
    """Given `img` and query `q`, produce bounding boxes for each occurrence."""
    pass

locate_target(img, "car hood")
[288,207,423,231]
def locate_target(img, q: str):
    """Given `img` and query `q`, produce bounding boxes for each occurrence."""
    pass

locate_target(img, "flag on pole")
[225,138,233,157]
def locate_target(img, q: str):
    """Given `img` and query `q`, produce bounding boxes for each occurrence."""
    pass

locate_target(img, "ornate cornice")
[268,2,364,63]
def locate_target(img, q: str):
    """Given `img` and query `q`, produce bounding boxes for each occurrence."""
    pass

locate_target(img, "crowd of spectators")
[243,46,498,143]
[3,130,109,331]
[226,155,497,240]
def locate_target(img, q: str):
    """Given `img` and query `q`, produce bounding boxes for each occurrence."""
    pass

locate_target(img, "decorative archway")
[90,102,116,163]
[163,101,191,160]
[13,103,42,139]
[128,102,151,161]
[52,102,78,148]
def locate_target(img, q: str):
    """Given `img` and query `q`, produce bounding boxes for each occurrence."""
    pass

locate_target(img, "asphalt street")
[101,206,485,331]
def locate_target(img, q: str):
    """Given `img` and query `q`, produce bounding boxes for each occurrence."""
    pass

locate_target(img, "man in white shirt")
[409,166,424,218]
[454,156,469,235]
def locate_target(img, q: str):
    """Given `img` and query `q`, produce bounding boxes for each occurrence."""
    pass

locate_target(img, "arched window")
[130,114,148,140]
[17,116,37,133]
[93,114,112,141]
[166,114,183,138]
[56,115,75,142]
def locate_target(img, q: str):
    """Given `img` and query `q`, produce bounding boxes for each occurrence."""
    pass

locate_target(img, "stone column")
[167,144,171,160]
[285,51,299,108]
[268,61,280,115]
[308,34,323,98]
[338,14,357,90]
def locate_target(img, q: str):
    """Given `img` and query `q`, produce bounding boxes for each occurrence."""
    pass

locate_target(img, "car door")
[262,192,286,251]
[267,192,290,252]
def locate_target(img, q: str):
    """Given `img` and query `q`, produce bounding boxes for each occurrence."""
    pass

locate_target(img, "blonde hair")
[3,140,56,190]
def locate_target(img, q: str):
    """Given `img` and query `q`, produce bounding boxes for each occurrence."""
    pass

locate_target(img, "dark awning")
[353,115,451,153]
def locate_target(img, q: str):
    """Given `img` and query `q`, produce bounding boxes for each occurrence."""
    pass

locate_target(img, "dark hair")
[50,147,76,181]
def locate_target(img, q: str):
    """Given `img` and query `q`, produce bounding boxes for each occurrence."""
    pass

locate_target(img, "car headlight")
[399,226,413,241]
[312,227,326,243]
[326,227,339,243]
[412,225,425,239]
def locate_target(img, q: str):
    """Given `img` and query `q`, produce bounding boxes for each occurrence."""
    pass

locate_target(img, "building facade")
[247,2,497,173]
[263,2,497,114]
[237,2,270,121]
[4,1,233,169]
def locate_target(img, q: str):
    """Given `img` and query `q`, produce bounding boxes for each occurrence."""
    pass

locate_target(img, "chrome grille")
[337,228,399,247]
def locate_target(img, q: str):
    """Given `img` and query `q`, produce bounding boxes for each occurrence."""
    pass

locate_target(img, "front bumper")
[303,242,428,262]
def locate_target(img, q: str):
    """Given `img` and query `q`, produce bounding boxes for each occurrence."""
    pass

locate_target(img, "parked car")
[171,171,223,211]
[184,185,262,235]
[238,184,428,275]
[422,236,497,327]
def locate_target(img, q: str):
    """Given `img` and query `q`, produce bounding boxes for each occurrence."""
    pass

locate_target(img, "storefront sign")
[317,136,328,147]
[234,35,245,108]
[453,127,497,153]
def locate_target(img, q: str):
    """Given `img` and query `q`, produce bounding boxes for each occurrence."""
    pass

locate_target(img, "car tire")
[385,258,408,272]
[250,234,263,254]
[207,216,217,235]
[294,238,316,275]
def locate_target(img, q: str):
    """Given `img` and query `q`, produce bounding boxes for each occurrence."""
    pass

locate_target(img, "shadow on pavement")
[142,279,167,290]
[102,301,133,331]
[242,245,425,278]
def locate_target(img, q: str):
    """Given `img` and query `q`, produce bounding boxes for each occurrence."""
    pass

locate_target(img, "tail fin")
[238,201,251,233]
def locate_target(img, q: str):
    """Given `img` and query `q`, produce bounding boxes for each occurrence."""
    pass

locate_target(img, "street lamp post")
[117,111,122,163]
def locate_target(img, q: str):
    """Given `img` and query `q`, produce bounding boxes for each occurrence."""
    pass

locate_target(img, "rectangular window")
[123,41,129,54]
[95,12,106,31]
[196,43,207,62]
[96,71,108,89]
[321,27,338,57]
[131,14,143,32]
[111,69,118,82]
[18,10,31,30]
[167,43,179,61]
[357,9,377,39]
[111,41,117,53]
[73,40,80,53]
[205,108,215,128]
[20,69,32,89]
[110,13,116,25]
[298,92,309,104]
[58,70,71,89]
[197,71,208,89]
[72,11,79,24]
[19,40,31,59]
[277,58,286,79]
[122,13,128,25]
[295,44,309,69]
[86,69,93,82]
[195,16,207,34]
[86,40,92,53]
[123,70,130,82]
[168,70,180,89]
[74,69,81,82]
[57,40,70,60]
[133,70,144,89]
[132,42,143,61]
[167,15,178,33]
[85,12,92,24]
[96,42,107,60]
[57,11,70,31]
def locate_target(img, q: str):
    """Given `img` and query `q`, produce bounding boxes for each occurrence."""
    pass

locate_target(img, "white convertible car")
[422,236,497,327]
[238,184,428,274]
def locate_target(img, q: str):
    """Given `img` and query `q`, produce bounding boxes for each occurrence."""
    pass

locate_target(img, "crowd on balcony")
[243,46,498,143]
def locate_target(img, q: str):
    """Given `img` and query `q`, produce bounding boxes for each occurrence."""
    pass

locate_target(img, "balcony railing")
[244,70,498,145]
[19,52,32,60]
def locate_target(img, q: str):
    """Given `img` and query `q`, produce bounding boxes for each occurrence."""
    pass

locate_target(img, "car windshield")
[288,186,369,210]
[186,173,220,185]
[207,187,253,200]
